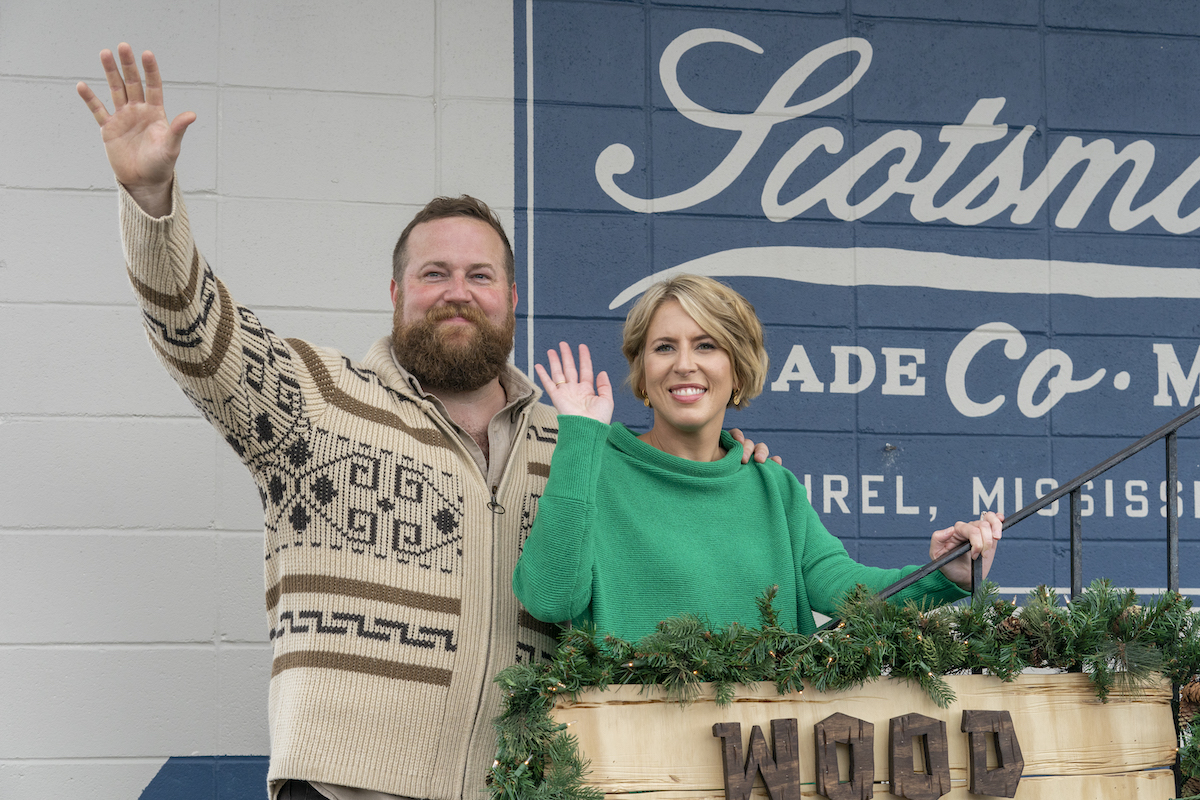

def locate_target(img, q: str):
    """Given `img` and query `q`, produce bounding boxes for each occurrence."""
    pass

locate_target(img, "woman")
[513,275,1001,640]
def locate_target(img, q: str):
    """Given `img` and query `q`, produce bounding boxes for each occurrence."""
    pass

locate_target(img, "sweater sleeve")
[119,177,314,467]
[512,415,610,624]
[782,472,966,618]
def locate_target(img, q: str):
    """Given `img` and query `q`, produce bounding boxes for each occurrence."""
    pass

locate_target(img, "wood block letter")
[961,710,1023,798]
[814,712,874,800]
[888,713,950,800]
[712,719,800,800]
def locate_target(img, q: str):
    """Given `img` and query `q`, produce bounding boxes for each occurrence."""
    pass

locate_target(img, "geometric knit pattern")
[260,425,466,575]
[121,179,559,800]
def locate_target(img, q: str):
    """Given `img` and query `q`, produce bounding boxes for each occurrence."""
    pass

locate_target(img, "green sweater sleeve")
[512,415,611,623]
[784,473,966,618]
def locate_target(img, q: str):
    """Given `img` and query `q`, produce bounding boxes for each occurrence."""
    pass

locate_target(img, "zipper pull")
[488,485,505,515]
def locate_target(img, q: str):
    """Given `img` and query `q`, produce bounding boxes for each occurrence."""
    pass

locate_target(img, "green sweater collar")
[610,422,744,478]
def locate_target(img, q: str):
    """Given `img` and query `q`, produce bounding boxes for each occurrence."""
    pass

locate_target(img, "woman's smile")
[669,384,707,402]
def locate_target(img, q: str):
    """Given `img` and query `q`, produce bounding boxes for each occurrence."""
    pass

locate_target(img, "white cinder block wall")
[0,2,514,797]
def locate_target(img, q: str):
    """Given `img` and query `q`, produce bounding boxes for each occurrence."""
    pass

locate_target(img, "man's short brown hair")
[392,195,515,286]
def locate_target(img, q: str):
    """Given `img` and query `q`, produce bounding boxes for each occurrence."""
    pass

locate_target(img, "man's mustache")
[424,304,489,326]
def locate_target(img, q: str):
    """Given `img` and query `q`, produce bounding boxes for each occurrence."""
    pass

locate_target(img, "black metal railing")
[822,401,1200,629]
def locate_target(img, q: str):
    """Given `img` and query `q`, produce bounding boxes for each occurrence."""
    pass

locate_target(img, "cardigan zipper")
[488,485,505,514]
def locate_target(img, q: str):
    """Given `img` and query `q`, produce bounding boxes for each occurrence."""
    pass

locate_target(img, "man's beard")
[391,303,515,392]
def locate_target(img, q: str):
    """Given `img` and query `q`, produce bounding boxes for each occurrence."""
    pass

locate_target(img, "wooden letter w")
[712,720,800,800]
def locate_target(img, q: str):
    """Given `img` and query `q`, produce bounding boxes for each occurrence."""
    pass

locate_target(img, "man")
[77,44,777,800]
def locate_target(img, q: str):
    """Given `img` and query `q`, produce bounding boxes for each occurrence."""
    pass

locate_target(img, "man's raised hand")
[77,44,195,216]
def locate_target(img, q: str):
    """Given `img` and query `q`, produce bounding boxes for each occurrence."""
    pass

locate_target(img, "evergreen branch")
[492,581,1200,800]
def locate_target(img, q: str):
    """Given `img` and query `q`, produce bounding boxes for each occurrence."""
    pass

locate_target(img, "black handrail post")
[971,544,982,601]
[1070,488,1082,599]
[1167,431,1179,594]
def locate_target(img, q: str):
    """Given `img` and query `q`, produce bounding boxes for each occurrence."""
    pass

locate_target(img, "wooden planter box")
[551,674,1176,800]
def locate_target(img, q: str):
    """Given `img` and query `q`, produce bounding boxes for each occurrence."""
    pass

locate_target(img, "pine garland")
[490,580,1200,800]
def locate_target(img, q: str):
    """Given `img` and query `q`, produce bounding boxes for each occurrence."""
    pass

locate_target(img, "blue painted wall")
[140,758,269,800]
[514,0,1200,595]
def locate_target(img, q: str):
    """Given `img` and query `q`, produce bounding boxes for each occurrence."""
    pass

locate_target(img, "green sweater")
[513,416,965,640]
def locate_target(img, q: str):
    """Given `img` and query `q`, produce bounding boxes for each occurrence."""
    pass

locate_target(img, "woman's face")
[640,299,735,438]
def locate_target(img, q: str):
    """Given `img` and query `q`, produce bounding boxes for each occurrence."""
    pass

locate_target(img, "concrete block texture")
[0,532,220,644]
[0,1,219,81]
[440,98,517,206]
[218,88,436,203]
[0,759,166,800]
[216,646,272,753]
[213,197,403,311]
[439,0,514,99]
[219,0,436,94]
[0,647,218,757]
[0,417,218,529]
[0,190,128,304]
[218,534,270,643]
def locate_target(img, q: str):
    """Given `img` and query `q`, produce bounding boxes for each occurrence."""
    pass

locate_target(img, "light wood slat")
[598,768,1175,800]
[550,674,1174,794]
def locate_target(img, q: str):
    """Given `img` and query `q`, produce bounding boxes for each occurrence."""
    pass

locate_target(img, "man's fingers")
[168,111,197,140]
[100,49,128,108]
[76,82,110,125]
[117,43,146,104]
[142,50,164,107]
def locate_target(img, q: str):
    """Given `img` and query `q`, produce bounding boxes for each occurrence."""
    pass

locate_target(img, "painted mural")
[514,0,1200,597]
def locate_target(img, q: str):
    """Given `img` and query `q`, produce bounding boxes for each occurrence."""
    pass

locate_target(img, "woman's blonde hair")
[621,274,769,409]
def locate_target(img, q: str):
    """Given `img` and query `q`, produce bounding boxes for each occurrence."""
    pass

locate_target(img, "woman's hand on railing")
[535,342,615,425]
[931,511,1003,590]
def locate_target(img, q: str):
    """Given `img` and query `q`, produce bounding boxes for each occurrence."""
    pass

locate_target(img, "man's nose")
[443,273,472,303]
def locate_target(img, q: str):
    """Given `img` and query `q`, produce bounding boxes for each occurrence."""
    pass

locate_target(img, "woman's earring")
[732,389,742,408]
[643,394,651,408]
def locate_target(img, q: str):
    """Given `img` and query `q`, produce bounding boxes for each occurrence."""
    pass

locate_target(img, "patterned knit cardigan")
[119,181,560,799]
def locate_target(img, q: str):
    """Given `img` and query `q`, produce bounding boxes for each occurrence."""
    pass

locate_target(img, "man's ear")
[390,278,400,309]
[510,282,518,310]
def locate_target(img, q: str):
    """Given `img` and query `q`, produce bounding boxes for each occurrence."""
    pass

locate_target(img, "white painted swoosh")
[608,246,1200,308]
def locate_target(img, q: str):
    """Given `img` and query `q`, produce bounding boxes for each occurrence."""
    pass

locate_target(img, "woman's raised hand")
[535,343,614,425]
